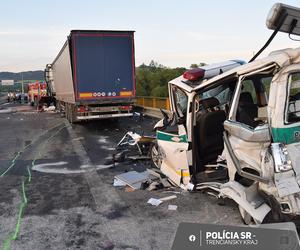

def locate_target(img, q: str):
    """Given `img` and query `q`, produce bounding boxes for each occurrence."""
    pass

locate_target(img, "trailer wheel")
[65,103,69,121]
[65,103,77,123]
[70,104,77,123]
[69,104,73,123]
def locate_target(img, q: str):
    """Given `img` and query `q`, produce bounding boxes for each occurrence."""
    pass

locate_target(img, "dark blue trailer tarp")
[71,31,135,101]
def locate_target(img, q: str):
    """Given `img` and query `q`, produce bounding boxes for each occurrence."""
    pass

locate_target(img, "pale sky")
[1,0,300,72]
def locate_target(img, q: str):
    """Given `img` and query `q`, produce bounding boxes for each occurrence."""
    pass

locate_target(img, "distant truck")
[28,81,47,106]
[45,30,136,122]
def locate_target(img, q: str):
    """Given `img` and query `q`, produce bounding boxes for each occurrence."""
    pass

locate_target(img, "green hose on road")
[1,124,68,250]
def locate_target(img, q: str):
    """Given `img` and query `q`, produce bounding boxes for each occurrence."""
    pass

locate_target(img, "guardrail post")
[166,98,170,110]
[153,97,156,109]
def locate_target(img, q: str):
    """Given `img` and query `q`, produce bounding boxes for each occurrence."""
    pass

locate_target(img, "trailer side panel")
[52,42,75,104]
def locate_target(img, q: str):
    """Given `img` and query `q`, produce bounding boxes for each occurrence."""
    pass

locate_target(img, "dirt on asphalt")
[0,103,242,250]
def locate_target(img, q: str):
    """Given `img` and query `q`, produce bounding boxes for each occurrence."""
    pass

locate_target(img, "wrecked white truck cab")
[153,3,300,224]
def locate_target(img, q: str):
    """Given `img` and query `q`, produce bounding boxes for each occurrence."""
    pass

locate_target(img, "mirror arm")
[249,10,288,62]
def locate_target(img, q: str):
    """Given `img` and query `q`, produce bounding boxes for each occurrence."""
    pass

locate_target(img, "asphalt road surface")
[0,103,242,250]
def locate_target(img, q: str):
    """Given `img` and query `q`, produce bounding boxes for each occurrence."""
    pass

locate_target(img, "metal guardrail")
[135,96,170,119]
[135,96,170,110]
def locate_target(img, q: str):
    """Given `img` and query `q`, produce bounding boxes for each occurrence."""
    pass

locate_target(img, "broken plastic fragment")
[187,182,195,191]
[168,205,178,211]
[159,195,177,201]
[147,198,163,206]
[113,178,126,187]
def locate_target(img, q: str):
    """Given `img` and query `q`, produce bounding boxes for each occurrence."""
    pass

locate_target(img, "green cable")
[2,179,27,250]
[1,124,68,250]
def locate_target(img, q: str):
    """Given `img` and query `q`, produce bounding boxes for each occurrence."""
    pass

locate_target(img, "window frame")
[284,72,300,125]
[172,86,188,118]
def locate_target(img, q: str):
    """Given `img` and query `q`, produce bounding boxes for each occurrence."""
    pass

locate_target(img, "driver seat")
[195,98,226,172]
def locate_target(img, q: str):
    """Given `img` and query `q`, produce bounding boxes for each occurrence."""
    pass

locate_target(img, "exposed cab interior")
[190,69,275,183]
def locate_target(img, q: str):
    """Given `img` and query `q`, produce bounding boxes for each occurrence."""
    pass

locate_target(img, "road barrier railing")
[135,96,170,118]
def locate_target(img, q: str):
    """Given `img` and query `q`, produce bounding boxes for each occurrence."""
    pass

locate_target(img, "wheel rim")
[151,145,161,168]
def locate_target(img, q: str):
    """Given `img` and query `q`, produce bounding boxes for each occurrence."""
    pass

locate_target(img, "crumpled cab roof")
[169,47,300,93]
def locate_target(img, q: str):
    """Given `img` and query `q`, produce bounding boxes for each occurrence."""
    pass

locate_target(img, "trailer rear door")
[71,31,135,101]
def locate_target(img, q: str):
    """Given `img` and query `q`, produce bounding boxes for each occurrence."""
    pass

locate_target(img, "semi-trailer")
[45,30,136,122]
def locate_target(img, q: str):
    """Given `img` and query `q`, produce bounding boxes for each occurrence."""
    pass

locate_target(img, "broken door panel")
[224,120,271,175]
[157,124,190,186]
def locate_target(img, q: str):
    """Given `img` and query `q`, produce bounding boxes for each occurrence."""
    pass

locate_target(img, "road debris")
[43,105,56,112]
[113,178,126,187]
[114,171,149,189]
[147,195,177,206]
[115,131,155,161]
[147,198,162,206]
[159,195,177,202]
[125,186,135,192]
[168,205,178,211]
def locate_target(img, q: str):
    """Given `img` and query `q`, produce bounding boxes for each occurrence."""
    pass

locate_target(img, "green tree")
[136,61,186,97]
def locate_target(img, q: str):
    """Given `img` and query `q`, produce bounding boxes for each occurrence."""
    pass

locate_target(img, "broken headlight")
[271,143,293,172]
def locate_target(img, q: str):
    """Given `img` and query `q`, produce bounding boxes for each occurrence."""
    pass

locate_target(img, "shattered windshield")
[173,87,188,117]
[201,85,233,105]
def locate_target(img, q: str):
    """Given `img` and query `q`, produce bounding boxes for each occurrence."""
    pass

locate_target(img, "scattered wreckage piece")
[113,131,156,163]
[114,171,150,189]
[113,167,175,192]
[168,205,178,211]
[147,195,177,207]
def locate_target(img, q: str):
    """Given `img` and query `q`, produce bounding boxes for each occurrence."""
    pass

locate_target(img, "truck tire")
[66,103,77,123]
[65,103,69,121]
[58,101,65,117]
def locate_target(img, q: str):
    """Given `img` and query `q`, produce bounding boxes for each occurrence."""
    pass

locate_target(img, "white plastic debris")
[180,183,195,191]
[147,198,163,206]
[159,195,177,201]
[44,105,56,112]
[187,182,195,191]
[113,178,126,187]
[168,205,178,211]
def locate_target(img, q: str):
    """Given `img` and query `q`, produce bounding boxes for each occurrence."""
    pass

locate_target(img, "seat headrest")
[200,97,220,109]
[239,92,254,105]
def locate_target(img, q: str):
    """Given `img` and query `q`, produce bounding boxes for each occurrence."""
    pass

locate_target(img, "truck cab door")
[156,86,192,186]
[224,66,276,181]
[157,124,190,186]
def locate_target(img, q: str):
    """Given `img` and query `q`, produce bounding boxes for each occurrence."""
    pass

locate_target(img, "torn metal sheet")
[113,178,126,187]
[114,171,149,189]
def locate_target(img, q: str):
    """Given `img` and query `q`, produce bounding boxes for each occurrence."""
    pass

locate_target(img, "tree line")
[136,60,206,97]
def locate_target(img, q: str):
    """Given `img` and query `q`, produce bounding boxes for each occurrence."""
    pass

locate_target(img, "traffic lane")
[0,110,64,164]
[0,110,83,177]
[0,107,100,249]
[0,107,243,249]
